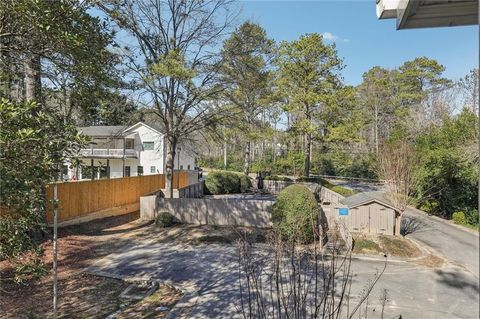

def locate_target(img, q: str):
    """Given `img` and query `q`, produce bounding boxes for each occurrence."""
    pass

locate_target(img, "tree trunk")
[304,132,311,177]
[165,134,177,198]
[243,141,250,176]
[24,54,41,101]
[223,137,227,170]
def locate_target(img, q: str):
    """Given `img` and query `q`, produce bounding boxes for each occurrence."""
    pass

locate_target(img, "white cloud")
[322,32,349,43]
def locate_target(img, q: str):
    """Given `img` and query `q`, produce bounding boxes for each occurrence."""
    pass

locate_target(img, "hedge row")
[204,171,252,195]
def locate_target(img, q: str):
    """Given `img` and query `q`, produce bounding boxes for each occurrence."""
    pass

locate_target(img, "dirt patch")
[414,254,445,268]
[0,212,181,319]
[352,234,422,258]
[0,272,129,318]
[116,284,183,318]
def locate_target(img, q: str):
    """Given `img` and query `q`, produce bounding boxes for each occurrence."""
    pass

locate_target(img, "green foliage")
[13,255,49,284]
[238,174,252,193]
[295,176,357,197]
[313,152,378,180]
[0,217,38,260]
[0,99,85,259]
[272,185,318,242]
[220,22,274,175]
[276,33,343,176]
[204,171,248,195]
[452,212,467,225]
[151,50,197,82]
[413,109,478,221]
[155,212,175,228]
[0,0,121,121]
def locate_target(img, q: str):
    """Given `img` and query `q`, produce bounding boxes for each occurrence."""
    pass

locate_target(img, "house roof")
[78,122,164,138]
[340,191,400,212]
[124,122,163,136]
[78,125,129,137]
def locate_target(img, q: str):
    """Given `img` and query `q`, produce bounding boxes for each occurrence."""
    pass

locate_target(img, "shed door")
[368,205,395,235]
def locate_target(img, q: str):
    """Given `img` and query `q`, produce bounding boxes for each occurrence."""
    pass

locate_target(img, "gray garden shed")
[334,191,401,236]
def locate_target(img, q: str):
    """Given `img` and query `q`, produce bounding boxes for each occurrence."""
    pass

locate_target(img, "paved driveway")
[403,207,480,278]
[86,240,479,318]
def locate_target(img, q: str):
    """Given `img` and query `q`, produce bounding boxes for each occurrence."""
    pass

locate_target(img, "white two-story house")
[67,122,196,180]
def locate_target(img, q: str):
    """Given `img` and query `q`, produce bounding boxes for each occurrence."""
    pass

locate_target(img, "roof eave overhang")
[343,198,401,212]
[377,0,479,30]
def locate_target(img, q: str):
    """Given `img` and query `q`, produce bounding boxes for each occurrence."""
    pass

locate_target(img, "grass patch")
[379,235,421,258]
[353,238,381,254]
[352,234,422,258]
[296,176,357,197]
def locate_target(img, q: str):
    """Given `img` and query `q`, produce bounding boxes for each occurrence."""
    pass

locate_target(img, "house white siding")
[127,124,165,175]
[70,122,196,180]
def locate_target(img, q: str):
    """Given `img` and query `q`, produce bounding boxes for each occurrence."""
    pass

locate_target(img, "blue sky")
[239,0,478,85]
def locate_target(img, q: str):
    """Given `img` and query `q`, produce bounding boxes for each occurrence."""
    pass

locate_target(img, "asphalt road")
[87,242,479,318]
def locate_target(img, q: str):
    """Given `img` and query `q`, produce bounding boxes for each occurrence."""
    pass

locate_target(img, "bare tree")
[237,229,388,318]
[458,68,479,114]
[378,141,418,235]
[98,0,237,195]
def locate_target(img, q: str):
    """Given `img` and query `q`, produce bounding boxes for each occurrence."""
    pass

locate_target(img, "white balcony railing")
[79,149,139,158]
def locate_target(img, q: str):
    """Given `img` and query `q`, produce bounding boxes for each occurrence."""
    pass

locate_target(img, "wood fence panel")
[45,174,170,223]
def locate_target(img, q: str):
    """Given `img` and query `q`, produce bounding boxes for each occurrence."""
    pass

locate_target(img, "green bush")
[464,208,479,226]
[0,216,39,260]
[452,211,467,225]
[204,171,252,194]
[272,184,318,242]
[264,175,292,182]
[155,212,175,227]
[238,174,252,193]
[204,171,240,194]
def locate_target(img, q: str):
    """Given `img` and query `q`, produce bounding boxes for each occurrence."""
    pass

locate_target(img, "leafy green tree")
[0,99,85,259]
[276,33,343,177]
[413,109,478,221]
[0,0,120,122]
[220,22,275,175]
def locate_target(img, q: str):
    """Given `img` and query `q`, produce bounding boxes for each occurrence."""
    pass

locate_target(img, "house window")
[125,139,134,149]
[125,166,130,177]
[187,165,191,170]
[180,165,183,170]
[143,142,154,150]
[137,166,143,176]
[150,166,156,173]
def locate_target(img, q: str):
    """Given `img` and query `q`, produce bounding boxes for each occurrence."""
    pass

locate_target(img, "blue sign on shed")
[339,208,349,216]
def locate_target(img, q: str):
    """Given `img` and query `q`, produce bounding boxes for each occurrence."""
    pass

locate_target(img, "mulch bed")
[0,212,176,319]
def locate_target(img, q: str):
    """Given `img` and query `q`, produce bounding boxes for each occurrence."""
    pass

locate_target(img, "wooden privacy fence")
[45,171,192,224]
